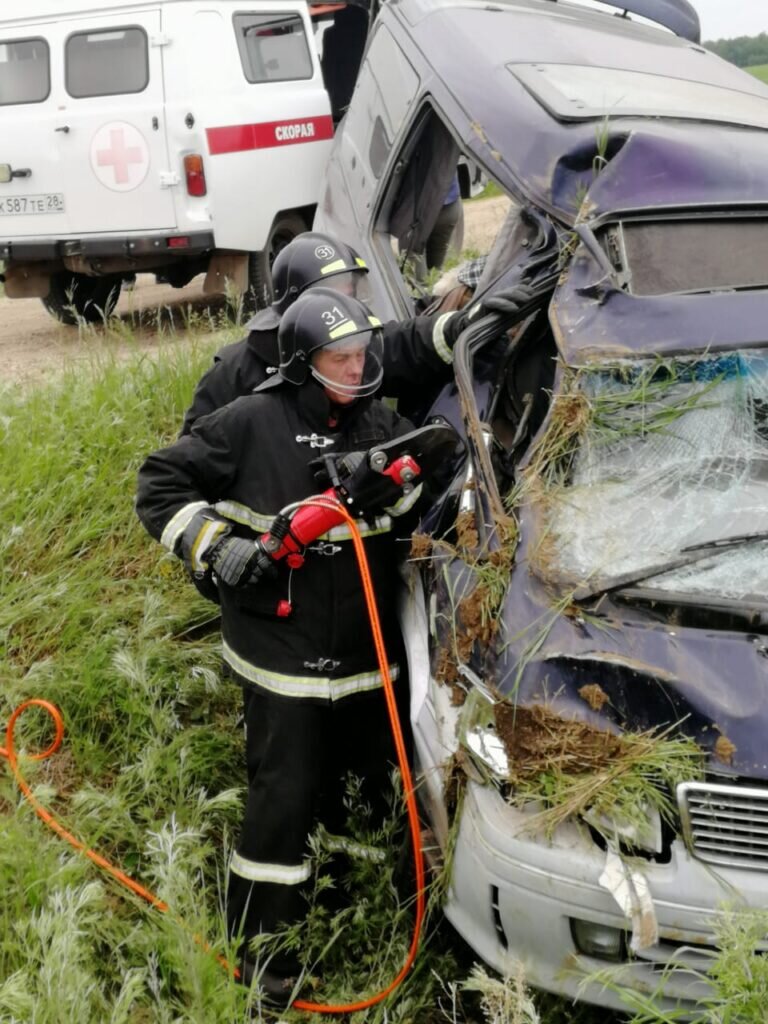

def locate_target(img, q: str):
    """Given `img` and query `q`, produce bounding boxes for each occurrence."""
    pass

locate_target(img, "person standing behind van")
[320,3,369,124]
[412,174,463,285]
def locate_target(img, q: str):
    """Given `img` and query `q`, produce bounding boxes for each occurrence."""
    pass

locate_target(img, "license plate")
[0,193,65,215]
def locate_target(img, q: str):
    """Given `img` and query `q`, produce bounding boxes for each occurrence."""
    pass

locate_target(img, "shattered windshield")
[537,351,768,599]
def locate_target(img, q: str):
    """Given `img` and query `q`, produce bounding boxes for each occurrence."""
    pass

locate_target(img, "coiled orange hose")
[1,496,425,1014]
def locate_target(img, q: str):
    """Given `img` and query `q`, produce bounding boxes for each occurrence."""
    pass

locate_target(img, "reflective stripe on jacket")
[137,382,414,698]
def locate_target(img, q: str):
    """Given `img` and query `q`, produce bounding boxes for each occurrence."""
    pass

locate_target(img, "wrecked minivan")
[317,0,768,1013]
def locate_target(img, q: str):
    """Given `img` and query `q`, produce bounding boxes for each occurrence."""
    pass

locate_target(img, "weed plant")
[586,906,768,1023]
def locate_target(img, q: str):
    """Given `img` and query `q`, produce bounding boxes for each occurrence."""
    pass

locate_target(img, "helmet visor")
[310,330,384,401]
[319,270,373,306]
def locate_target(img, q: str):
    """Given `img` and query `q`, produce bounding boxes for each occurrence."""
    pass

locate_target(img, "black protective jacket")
[137,381,415,702]
[180,311,454,434]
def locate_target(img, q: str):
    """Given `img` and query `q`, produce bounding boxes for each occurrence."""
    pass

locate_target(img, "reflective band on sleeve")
[230,851,312,885]
[223,641,399,700]
[355,257,368,269]
[189,518,227,572]
[432,312,457,365]
[159,501,209,553]
[213,499,392,542]
[384,482,422,518]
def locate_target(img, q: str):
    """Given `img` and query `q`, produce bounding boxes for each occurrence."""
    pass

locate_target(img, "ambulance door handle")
[54,125,71,133]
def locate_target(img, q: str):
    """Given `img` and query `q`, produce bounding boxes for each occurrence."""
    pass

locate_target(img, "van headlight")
[460,690,510,782]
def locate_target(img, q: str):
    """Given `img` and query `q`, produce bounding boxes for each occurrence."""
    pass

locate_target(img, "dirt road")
[0,195,511,388]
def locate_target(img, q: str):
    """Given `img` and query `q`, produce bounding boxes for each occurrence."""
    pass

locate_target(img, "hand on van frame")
[442,283,537,346]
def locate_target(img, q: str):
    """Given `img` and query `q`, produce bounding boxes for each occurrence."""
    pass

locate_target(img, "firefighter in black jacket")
[136,289,428,999]
[180,231,470,434]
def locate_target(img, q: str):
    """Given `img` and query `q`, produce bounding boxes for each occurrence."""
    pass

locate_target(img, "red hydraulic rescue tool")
[253,422,459,576]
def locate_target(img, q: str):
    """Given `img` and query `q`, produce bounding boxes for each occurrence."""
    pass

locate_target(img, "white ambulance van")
[0,0,353,322]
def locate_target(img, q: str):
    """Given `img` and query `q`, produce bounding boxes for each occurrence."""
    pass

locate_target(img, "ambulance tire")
[244,212,308,314]
[43,272,122,326]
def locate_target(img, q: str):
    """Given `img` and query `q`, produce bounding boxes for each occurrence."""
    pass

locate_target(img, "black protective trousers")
[226,677,411,974]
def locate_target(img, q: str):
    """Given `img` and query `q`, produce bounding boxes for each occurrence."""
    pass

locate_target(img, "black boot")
[240,955,301,1008]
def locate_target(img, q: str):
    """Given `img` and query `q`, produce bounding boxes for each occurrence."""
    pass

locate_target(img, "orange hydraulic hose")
[1,495,425,1014]
[291,497,426,1014]
[1,698,168,913]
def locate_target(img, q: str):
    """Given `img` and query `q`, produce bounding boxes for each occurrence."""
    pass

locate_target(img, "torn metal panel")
[599,849,659,953]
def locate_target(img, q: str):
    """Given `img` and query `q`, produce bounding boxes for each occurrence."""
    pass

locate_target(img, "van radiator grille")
[677,781,768,871]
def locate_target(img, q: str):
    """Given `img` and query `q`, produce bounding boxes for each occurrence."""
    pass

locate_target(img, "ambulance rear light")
[167,236,191,249]
[183,154,207,197]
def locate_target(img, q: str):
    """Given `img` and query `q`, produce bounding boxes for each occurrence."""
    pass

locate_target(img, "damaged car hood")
[437,557,768,780]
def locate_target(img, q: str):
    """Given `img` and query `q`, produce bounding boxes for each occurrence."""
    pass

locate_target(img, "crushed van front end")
[445,777,768,1013]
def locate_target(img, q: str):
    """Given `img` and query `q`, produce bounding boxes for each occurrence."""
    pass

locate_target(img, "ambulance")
[0,0,364,323]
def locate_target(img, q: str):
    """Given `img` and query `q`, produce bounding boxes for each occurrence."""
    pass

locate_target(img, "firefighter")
[136,289,434,1001]
[180,230,473,434]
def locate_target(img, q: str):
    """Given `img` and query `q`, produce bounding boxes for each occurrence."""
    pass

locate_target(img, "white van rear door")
[168,5,332,250]
[0,31,71,238]
[57,9,176,234]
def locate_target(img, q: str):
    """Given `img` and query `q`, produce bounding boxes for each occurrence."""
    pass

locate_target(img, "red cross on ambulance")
[90,121,150,191]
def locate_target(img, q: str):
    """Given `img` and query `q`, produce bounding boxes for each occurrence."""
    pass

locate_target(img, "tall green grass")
[0,335,478,1022]
[747,64,768,83]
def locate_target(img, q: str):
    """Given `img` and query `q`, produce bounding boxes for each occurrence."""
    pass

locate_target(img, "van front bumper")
[444,781,766,1014]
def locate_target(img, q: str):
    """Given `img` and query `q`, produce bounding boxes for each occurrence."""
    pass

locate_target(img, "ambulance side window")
[65,27,148,98]
[234,13,313,83]
[0,38,50,106]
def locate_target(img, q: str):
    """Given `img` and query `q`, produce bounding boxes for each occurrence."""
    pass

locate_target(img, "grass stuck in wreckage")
[0,314,767,1023]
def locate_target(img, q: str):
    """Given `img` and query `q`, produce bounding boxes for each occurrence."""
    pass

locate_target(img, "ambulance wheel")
[244,212,307,314]
[42,272,122,326]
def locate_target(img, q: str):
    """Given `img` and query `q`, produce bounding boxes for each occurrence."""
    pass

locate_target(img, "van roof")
[392,0,768,219]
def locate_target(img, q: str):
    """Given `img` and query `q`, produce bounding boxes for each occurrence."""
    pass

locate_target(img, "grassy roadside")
[0,335,501,1023]
[748,63,768,83]
[2,327,767,1023]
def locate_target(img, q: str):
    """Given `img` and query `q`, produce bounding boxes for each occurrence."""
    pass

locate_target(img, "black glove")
[337,451,410,515]
[479,283,536,316]
[440,283,537,347]
[179,509,273,590]
[208,535,275,588]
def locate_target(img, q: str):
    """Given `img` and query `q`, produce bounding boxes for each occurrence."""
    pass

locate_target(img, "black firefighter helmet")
[277,287,384,400]
[271,232,372,314]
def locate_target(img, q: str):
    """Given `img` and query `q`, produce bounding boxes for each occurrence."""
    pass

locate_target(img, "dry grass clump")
[493,702,703,838]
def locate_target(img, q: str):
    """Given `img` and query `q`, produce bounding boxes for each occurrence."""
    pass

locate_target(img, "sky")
[693,0,766,42]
